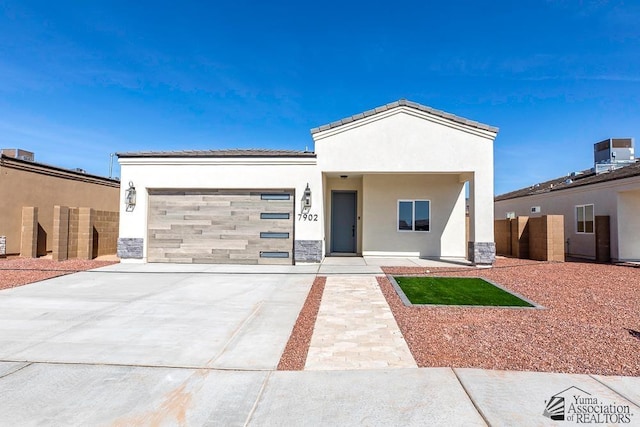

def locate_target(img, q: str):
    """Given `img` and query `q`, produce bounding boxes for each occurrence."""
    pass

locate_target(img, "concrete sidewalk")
[1,362,638,426]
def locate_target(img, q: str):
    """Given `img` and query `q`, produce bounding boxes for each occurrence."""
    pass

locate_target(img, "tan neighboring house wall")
[495,163,640,262]
[0,154,120,256]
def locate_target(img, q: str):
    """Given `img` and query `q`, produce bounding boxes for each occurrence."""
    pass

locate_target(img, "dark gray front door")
[331,191,357,253]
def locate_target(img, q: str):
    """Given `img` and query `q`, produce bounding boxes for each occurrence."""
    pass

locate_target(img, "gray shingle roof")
[495,161,640,201]
[310,99,499,134]
[117,149,316,158]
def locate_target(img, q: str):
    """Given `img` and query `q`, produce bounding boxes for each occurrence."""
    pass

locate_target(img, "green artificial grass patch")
[394,276,534,307]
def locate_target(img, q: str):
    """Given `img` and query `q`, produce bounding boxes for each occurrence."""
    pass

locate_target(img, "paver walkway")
[305,275,417,370]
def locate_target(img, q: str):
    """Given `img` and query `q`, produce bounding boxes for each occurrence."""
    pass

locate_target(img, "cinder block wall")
[547,215,565,262]
[77,207,94,260]
[20,207,38,258]
[494,215,564,262]
[68,208,80,259]
[494,219,511,256]
[528,217,546,261]
[93,210,119,257]
[52,206,69,261]
[511,216,529,259]
[51,206,119,260]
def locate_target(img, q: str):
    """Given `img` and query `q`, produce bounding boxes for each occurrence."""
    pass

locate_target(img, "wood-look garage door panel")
[148,189,293,264]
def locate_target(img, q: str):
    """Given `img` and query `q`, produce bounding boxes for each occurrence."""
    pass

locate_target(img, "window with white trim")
[576,204,594,234]
[398,200,430,232]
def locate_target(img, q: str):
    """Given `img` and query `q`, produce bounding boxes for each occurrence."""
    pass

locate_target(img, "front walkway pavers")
[305,275,416,370]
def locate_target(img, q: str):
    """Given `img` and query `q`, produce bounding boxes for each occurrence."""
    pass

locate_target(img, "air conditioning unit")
[0,148,35,162]
[594,138,635,174]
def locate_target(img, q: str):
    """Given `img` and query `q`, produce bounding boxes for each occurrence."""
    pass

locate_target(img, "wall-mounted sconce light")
[302,183,312,211]
[125,181,136,212]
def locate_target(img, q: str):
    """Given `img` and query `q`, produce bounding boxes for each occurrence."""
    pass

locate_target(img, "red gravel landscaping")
[0,257,118,290]
[278,276,326,370]
[380,257,640,376]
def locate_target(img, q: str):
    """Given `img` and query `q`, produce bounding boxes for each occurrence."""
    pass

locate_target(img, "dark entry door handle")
[352,225,355,237]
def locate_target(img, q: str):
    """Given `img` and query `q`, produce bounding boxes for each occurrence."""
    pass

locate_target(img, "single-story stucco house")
[116,100,498,265]
[495,138,640,262]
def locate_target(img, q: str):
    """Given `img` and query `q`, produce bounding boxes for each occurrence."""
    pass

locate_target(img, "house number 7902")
[298,213,318,221]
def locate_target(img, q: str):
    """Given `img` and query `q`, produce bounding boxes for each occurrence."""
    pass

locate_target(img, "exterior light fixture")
[125,181,137,212]
[302,183,312,210]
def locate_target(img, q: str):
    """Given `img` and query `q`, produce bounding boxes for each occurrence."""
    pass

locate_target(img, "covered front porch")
[322,171,489,264]
[312,100,498,265]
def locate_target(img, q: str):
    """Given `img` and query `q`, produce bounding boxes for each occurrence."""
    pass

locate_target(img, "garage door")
[148,189,294,264]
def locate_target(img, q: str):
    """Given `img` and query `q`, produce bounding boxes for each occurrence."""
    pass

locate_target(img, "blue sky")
[1,1,638,195]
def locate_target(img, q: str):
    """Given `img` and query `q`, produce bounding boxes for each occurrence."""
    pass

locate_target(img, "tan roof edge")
[116,149,316,158]
[0,154,120,186]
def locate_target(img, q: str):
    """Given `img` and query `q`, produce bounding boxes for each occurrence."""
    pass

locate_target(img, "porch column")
[468,171,495,265]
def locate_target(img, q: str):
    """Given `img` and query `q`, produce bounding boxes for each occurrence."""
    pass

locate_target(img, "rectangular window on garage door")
[261,193,291,200]
[260,212,290,219]
[260,232,290,239]
[260,251,289,258]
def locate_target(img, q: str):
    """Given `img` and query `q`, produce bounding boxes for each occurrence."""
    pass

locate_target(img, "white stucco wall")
[118,157,323,261]
[495,175,640,260]
[313,107,496,244]
[362,174,466,258]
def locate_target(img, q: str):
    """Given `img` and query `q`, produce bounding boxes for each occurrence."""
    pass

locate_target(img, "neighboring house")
[117,99,498,265]
[495,138,640,262]
[0,149,120,256]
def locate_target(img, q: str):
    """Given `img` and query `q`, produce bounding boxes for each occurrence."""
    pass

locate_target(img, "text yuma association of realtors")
[567,395,633,424]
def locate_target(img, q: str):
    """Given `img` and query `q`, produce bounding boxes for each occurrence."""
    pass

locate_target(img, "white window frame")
[506,212,516,219]
[397,199,431,232]
[575,204,594,234]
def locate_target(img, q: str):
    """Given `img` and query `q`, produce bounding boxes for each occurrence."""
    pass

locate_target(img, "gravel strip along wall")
[277,276,326,370]
[0,258,118,290]
[379,257,640,376]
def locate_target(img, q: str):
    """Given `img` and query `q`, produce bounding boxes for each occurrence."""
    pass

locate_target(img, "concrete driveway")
[0,263,315,370]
